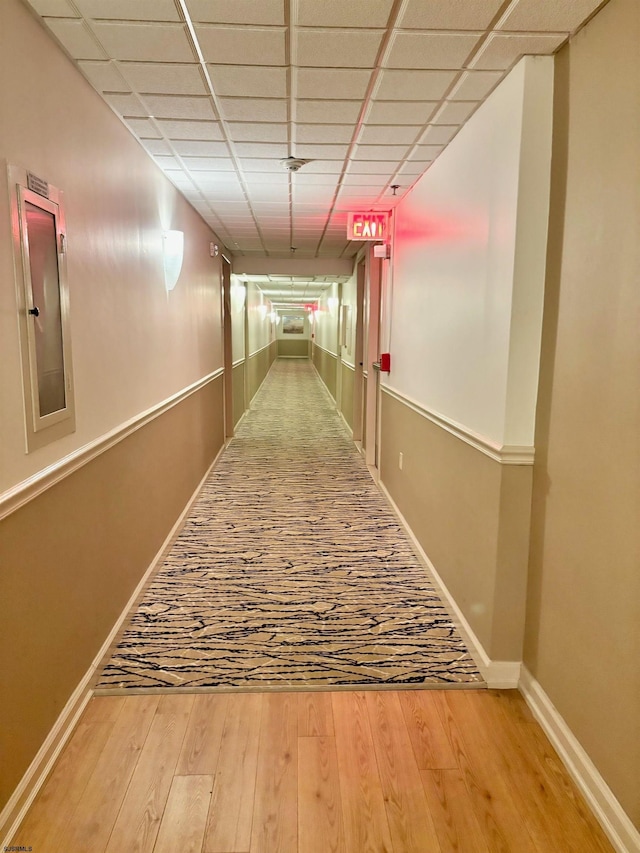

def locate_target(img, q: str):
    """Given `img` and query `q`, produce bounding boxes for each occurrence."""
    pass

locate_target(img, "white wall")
[314,283,340,354]
[386,56,553,450]
[339,274,358,368]
[246,282,275,355]
[0,0,224,494]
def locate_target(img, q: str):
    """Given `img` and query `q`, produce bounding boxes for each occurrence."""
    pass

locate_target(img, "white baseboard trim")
[0,442,226,848]
[377,480,521,689]
[519,667,640,853]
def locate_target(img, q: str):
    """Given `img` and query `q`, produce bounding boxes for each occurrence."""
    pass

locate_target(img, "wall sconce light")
[163,230,184,292]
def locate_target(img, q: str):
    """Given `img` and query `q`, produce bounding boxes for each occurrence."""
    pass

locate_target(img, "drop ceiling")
[24,0,606,269]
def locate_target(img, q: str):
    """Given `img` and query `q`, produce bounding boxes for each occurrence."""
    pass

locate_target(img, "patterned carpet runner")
[96,358,483,692]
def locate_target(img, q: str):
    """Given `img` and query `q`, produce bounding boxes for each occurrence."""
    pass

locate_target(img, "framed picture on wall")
[282,316,305,335]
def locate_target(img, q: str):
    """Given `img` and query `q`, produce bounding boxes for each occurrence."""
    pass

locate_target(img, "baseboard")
[0,441,226,848]
[377,480,521,689]
[519,667,640,853]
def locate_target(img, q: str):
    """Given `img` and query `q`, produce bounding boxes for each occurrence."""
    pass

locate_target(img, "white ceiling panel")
[498,0,605,33]
[366,100,439,124]
[45,18,106,59]
[207,65,287,98]
[385,32,481,69]
[195,25,286,66]
[374,69,457,100]
[78,60,130,91]
[358,125,421,145]
[90,22,194,62]
[185,0,285,25]
[295,69,372,100]
[448,70,503,100]
[471,33,567,70]
[74,0,181,20]
[27,0,604,260]
[156,119,223,140]
[118,63,205,95]
[294,30,384,68]
[295,100,363,124]
[296,0,394,28]
[141,95,216,120]
[219,98,288,122]
[398,0,505,31]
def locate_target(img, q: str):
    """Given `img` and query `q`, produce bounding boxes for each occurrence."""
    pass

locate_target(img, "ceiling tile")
[234,142,289,157]
[74,0,181,20]
[183,157,236,170]
[433,100,480,123]
[152,155,182,169]
[342,172,391,184]
[124,117,162,137]
[208,65,287,98]
[498,0,604,33]
[374,69,457,100]
[240,159,288,172]
[104,92,147,115]
[27,0,77,15]
[354,144,409,160]
[44,18,106,59]
[348,161,398,175]
[419,125,459,145]
[185,0,284,25]
[172,140,230,156]
[78,61,132,95]
[471,33,567,70]
[295,69,372,100]
[295,100,362,124]
[366,100,439,124]
[195,25,286,65]
[140,139,172,155]
[295,30,384,68]
[295,125,355,144]
[412,143,445,158]
[219,98,288,122]
[156,119,222,140]
[248,185,289,200]
[448,70,503,99]
[385,32,481,69]
[296,0,393,27]
[227,122,288,142]
[141,95,216,120]
[118,63,205,95]
[358,125,421,145]
[294,143,350,159]
[90,22,194,62]
[302,161,345,174]
[397,0,504,30]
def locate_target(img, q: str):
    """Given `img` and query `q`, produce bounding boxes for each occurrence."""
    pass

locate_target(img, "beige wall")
[0,378,224,819]
[232,362,246,426]
[340,364,355,430]
[277,339,309,358]
[525,0,640,826]
[247,342,277,403]
[312,345,337,401]
[380,392,532,660]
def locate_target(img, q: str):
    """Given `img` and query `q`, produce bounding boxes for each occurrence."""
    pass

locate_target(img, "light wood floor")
[12,688,613,852]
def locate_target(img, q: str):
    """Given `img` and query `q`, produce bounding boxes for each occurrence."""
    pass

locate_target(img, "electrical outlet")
[399,452,403,470]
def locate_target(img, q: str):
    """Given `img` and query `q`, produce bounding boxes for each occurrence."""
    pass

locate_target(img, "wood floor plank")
[153,775,213,853]
[250,693,298,853]
[332,691,394,853]
[398,690,458,770]
[104,693,194,853]
[365,690,442,852]
[298,692,335,737]
[419,768,491,853]
[435,692,538,853]
[176,694,230,775]
[204,692,263,853]
[298,736,345,853]
[63,695,159,852]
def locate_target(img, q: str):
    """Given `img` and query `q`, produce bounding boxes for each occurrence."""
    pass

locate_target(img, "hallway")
[97,358,481,691]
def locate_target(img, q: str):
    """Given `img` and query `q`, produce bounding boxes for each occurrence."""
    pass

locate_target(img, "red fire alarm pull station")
[380,353,391,372]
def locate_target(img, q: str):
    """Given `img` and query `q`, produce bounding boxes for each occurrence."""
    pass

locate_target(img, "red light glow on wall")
[347,212,389,241]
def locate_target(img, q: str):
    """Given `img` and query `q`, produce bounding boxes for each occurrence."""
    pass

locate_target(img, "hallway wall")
[245,282,276,402]
[525,0,640,828]
[0,0,226,822]
[312,283,339,400]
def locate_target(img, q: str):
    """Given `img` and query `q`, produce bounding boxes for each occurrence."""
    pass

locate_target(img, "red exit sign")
[347,212,389,241]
